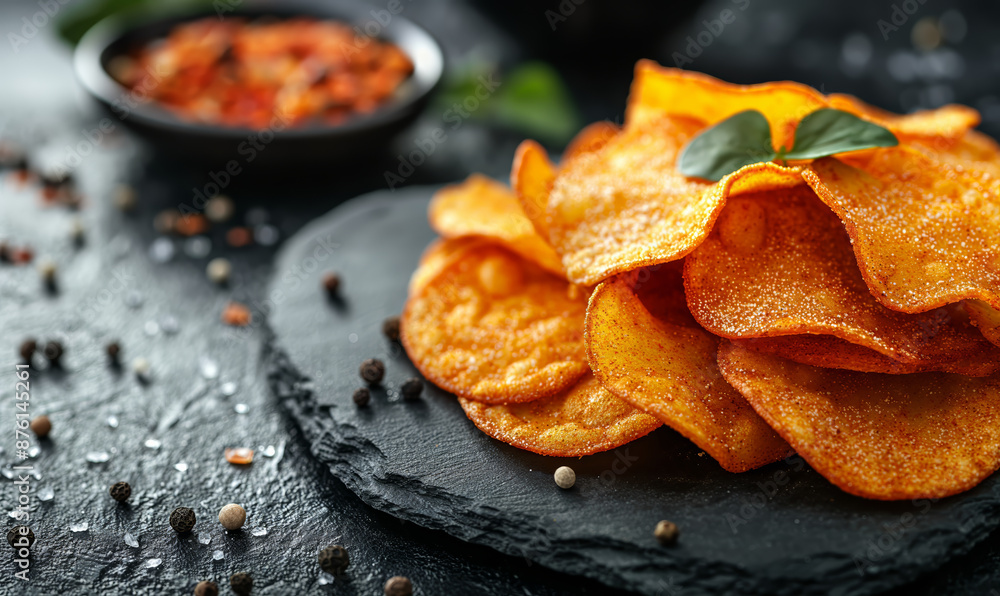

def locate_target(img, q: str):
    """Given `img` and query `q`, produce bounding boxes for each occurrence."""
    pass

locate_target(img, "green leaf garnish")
[677,108,898,181]
[782,108,898,160]
[677,110,775,182]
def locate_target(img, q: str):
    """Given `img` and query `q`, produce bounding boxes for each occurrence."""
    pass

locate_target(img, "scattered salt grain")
[234,403,249,414]
[251,527,267,537]
[70,522,89,533]
[124,532,139,548]
[145,558,162,569]
[212,550,224,561]
[85,451,110,463]
[38,487,54,502]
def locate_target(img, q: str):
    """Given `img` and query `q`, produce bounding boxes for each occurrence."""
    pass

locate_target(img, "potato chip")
[803,146,1000,313]
[408,237,488,296]
[626,60,827,149]
[966,300,1000,348]
[733,335,999,376]
[545,114,802,285]
[684,186,1000,374]
[429,174,563,275]
[718,342,1000,500]
[458,373,661,457]
[585,268,791,472]
[511,140,558,242]
[562,120,620,162]
[401,244,589,404]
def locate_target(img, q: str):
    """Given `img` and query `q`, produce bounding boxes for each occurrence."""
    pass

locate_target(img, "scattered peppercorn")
[39,260,57,292]
[554,466,576,489]
[12,247,33,264]
[106,342,122,365]
[19,338,36,364]
[206,258,231,285]
[7,525,34,550]
[205,195,234,223]
[382,316,401,342]
[175,214,209,236]
[400,378,423,401]
[384,576,413,596]
[170,507,196,534]
[230,572,253,595]
[29,415,51,438]
[43,340,63,366]
[218,503,246,530]
[194,580,219,596]
[114,184,136,212]
[109,481,132,502]
[154,210,180,234]
[360,358,385,385]
[0,241,9,262]
[322,272,340,296]
[222,302,252,327]
[318,544,350,574]
[654,520,679,545]
[352,387,371,407]
[70,218,85,247]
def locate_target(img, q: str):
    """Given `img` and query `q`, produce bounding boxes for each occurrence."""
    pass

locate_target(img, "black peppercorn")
[359,358,385,385]
[384,576,413,596]
[400,378,423,401]
[19,338,36,364]
[230,572,253,595]
[318,544,350,574]
[43,340,63,366]
[194,580,218,596]
[170,507,196,534]
[109,481,131,502]
[352,387,370,407]
[7,525,34,550]
[382,316,401,342]
[106,342,121,365]
[654,520,679,545]
[322,272,341,296]
[0,242,10,263]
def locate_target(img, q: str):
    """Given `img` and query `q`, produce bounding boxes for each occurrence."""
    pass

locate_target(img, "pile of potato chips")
[400,61,1000,501]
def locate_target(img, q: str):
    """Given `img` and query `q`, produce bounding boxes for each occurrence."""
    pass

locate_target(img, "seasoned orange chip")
[562,120,620,162]
[511,139,558,242]
[586,267,791,472]
[429,174,563,275]
[626,60,827,149]
[408,237,488,296]
[966,300,1000,348]
[546,114,801,285]
[401,244,589,404]
[804,146,1000,313]
[718,342,1000,500]
[458,373,661,457]
[684,186,1000,375]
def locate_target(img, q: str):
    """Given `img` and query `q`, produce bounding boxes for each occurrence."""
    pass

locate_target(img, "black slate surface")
[266,188,1000,596]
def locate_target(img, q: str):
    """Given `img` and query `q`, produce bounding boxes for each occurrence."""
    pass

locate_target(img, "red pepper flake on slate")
[230,572,253,595]
[352,387,371,407]
[109,481,132,502]
[170,507,196,534]
[13,246,33,264]
[226,227,253,248]
[654,520,679,545]
[193,580,218,596]
[400,378,423,401]
[382,316,401,342]
[318,545,350,574]
[29,415,51,438]
[322,272,341,296]
[222,302,252,326]
[19,338,36,364]
[224,447,254,465]
[384,576,413,596]
[174,214,209,236]
[360,358,385,385]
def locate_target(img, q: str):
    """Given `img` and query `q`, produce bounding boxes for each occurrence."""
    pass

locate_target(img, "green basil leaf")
[678,110,776,181]
[784,108,898,160]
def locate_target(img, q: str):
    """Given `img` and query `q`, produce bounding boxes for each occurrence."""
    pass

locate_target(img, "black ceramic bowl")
[74,0,444,167]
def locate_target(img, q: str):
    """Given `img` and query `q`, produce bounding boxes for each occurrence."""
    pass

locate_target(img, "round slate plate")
[266,187,1000,596]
